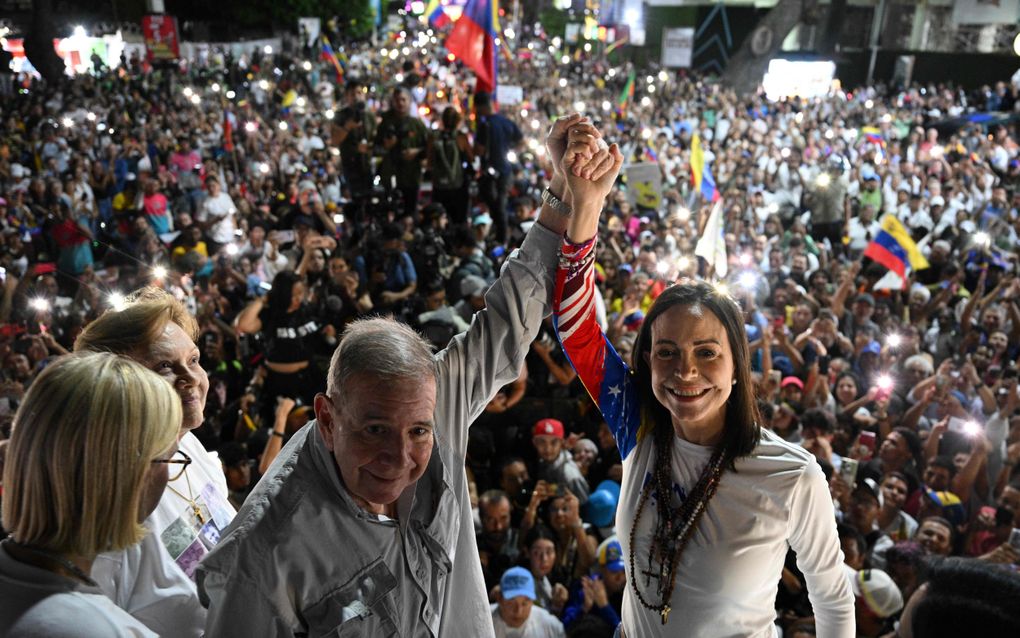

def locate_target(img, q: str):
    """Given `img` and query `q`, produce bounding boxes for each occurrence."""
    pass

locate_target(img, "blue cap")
[585,480,621,528]
[862,341,882,356]
[500,566,536,600]
[597,536,625,573]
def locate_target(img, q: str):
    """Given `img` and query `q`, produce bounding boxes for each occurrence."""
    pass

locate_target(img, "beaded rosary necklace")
[627,436,727,625]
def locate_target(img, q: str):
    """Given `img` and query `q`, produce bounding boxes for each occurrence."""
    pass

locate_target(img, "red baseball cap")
[533,418,564,439]
[781,376,804,390]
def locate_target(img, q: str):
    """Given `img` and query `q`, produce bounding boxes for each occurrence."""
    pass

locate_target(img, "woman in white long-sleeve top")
[551,128,854,637]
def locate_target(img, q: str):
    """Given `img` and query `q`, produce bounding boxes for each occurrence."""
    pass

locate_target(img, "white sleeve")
[788,459,856,638]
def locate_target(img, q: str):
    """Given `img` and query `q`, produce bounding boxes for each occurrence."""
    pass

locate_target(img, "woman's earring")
[732,379,737,386]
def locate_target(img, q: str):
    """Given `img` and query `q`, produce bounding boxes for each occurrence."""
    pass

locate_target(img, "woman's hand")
[562,128,623,207]
[546,113,591,180]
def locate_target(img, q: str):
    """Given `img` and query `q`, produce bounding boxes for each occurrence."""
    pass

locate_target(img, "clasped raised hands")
[545,113,623,205]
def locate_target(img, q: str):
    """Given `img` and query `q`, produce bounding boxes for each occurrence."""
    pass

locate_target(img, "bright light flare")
[738,272,758,289]
[152,265,168,280]
[108,292,127,311]
[656,261,669,275]
[876,374,894,392]
[815,173,832,188]
[886,333,902,349]
[29,298,50,313]
[973,231,991,248]
[225,244,239,256]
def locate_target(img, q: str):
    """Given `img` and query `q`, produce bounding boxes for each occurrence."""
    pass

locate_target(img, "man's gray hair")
[327,317,436,400]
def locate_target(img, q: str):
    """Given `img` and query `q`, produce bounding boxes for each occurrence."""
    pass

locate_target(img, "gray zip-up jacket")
[197,222,560,637]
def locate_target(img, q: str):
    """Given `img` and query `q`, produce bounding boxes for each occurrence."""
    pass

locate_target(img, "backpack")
[432,131,464,190]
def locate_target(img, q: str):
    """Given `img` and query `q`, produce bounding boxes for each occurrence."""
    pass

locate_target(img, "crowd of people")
[1,13,1020,637]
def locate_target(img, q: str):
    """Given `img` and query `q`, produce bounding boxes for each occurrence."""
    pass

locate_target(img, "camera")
[338,102,365,127]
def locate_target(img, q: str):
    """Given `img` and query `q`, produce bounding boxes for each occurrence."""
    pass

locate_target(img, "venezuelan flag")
[863,215,930,277]
[690,134,720,202]
[445,0,499,94]
[425,0,451,29]
[320,36,344,82]
[861,126,885,147]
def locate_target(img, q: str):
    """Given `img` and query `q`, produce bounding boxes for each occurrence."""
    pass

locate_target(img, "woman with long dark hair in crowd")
[552,131,853,635]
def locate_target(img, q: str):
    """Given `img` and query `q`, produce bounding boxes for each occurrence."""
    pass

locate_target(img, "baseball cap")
[861,340,882,356]
[924,488,966,526]
[855,293,875,306]
[781,376,804,390]
[596,536,625,573]
[851,569,903,619]
[930,196,945,207]
[533,418,564,439]
[586,480,621,528]
[854,477,884,508]
[472,212,493,227]
[500,566,536,600]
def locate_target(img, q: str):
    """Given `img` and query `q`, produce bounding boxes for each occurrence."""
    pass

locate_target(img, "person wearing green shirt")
[375,87,430,219]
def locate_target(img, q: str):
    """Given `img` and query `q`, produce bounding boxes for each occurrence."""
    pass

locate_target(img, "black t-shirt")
[258,304,321,363]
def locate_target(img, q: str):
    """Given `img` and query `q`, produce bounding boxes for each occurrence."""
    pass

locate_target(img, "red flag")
[445,0,498,94]
[223,111,234,152]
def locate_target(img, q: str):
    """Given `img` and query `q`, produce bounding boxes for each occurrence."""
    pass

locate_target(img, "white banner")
[661,27,694,68]
[297,17,321,49]
[496,85,524,105]
[951,0,1020,25]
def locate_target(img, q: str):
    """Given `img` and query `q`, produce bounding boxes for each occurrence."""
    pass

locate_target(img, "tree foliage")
[233,0,375,39]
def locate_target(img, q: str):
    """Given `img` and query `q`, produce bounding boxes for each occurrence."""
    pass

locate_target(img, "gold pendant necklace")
[166,467,205,525]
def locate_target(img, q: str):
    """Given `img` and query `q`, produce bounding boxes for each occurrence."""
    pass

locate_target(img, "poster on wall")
[141,15,180,61]
[661,27,694,68]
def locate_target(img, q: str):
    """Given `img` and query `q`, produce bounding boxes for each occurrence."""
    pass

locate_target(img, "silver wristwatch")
[541,188,572,216]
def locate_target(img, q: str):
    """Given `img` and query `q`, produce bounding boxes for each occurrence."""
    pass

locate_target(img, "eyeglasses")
[152,449,192,481]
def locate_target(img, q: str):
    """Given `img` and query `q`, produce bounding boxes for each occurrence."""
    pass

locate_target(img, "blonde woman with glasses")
[1,352,180,636]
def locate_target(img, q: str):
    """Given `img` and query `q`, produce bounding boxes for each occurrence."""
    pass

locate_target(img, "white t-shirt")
[617,429,855,638]
[93,433,235,637]
[197,192,237,245]
[491,603,565,638]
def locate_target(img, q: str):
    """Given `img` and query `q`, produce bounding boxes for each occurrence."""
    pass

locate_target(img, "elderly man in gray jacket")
[197,114,621,637]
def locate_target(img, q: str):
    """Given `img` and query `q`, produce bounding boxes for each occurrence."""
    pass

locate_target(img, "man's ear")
[314,393,336,452]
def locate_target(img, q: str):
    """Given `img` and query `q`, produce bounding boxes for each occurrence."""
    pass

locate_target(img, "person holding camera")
[375,87,429,220]
[331,81,375,211]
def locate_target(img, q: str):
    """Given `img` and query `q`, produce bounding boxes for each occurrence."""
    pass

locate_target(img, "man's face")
[315,373,436,515]
[480,498,511,543]
[500,461,529,495]
[840,536,864,570]
[881,475,909,509]
[998,486,1020,524]
[791,255,807,276]
[498,595,533,628]
[533,435,563,463]
[923,466,950,491]
[915,520,951,555]
[391,91,411,117]
[850,491,880,531]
